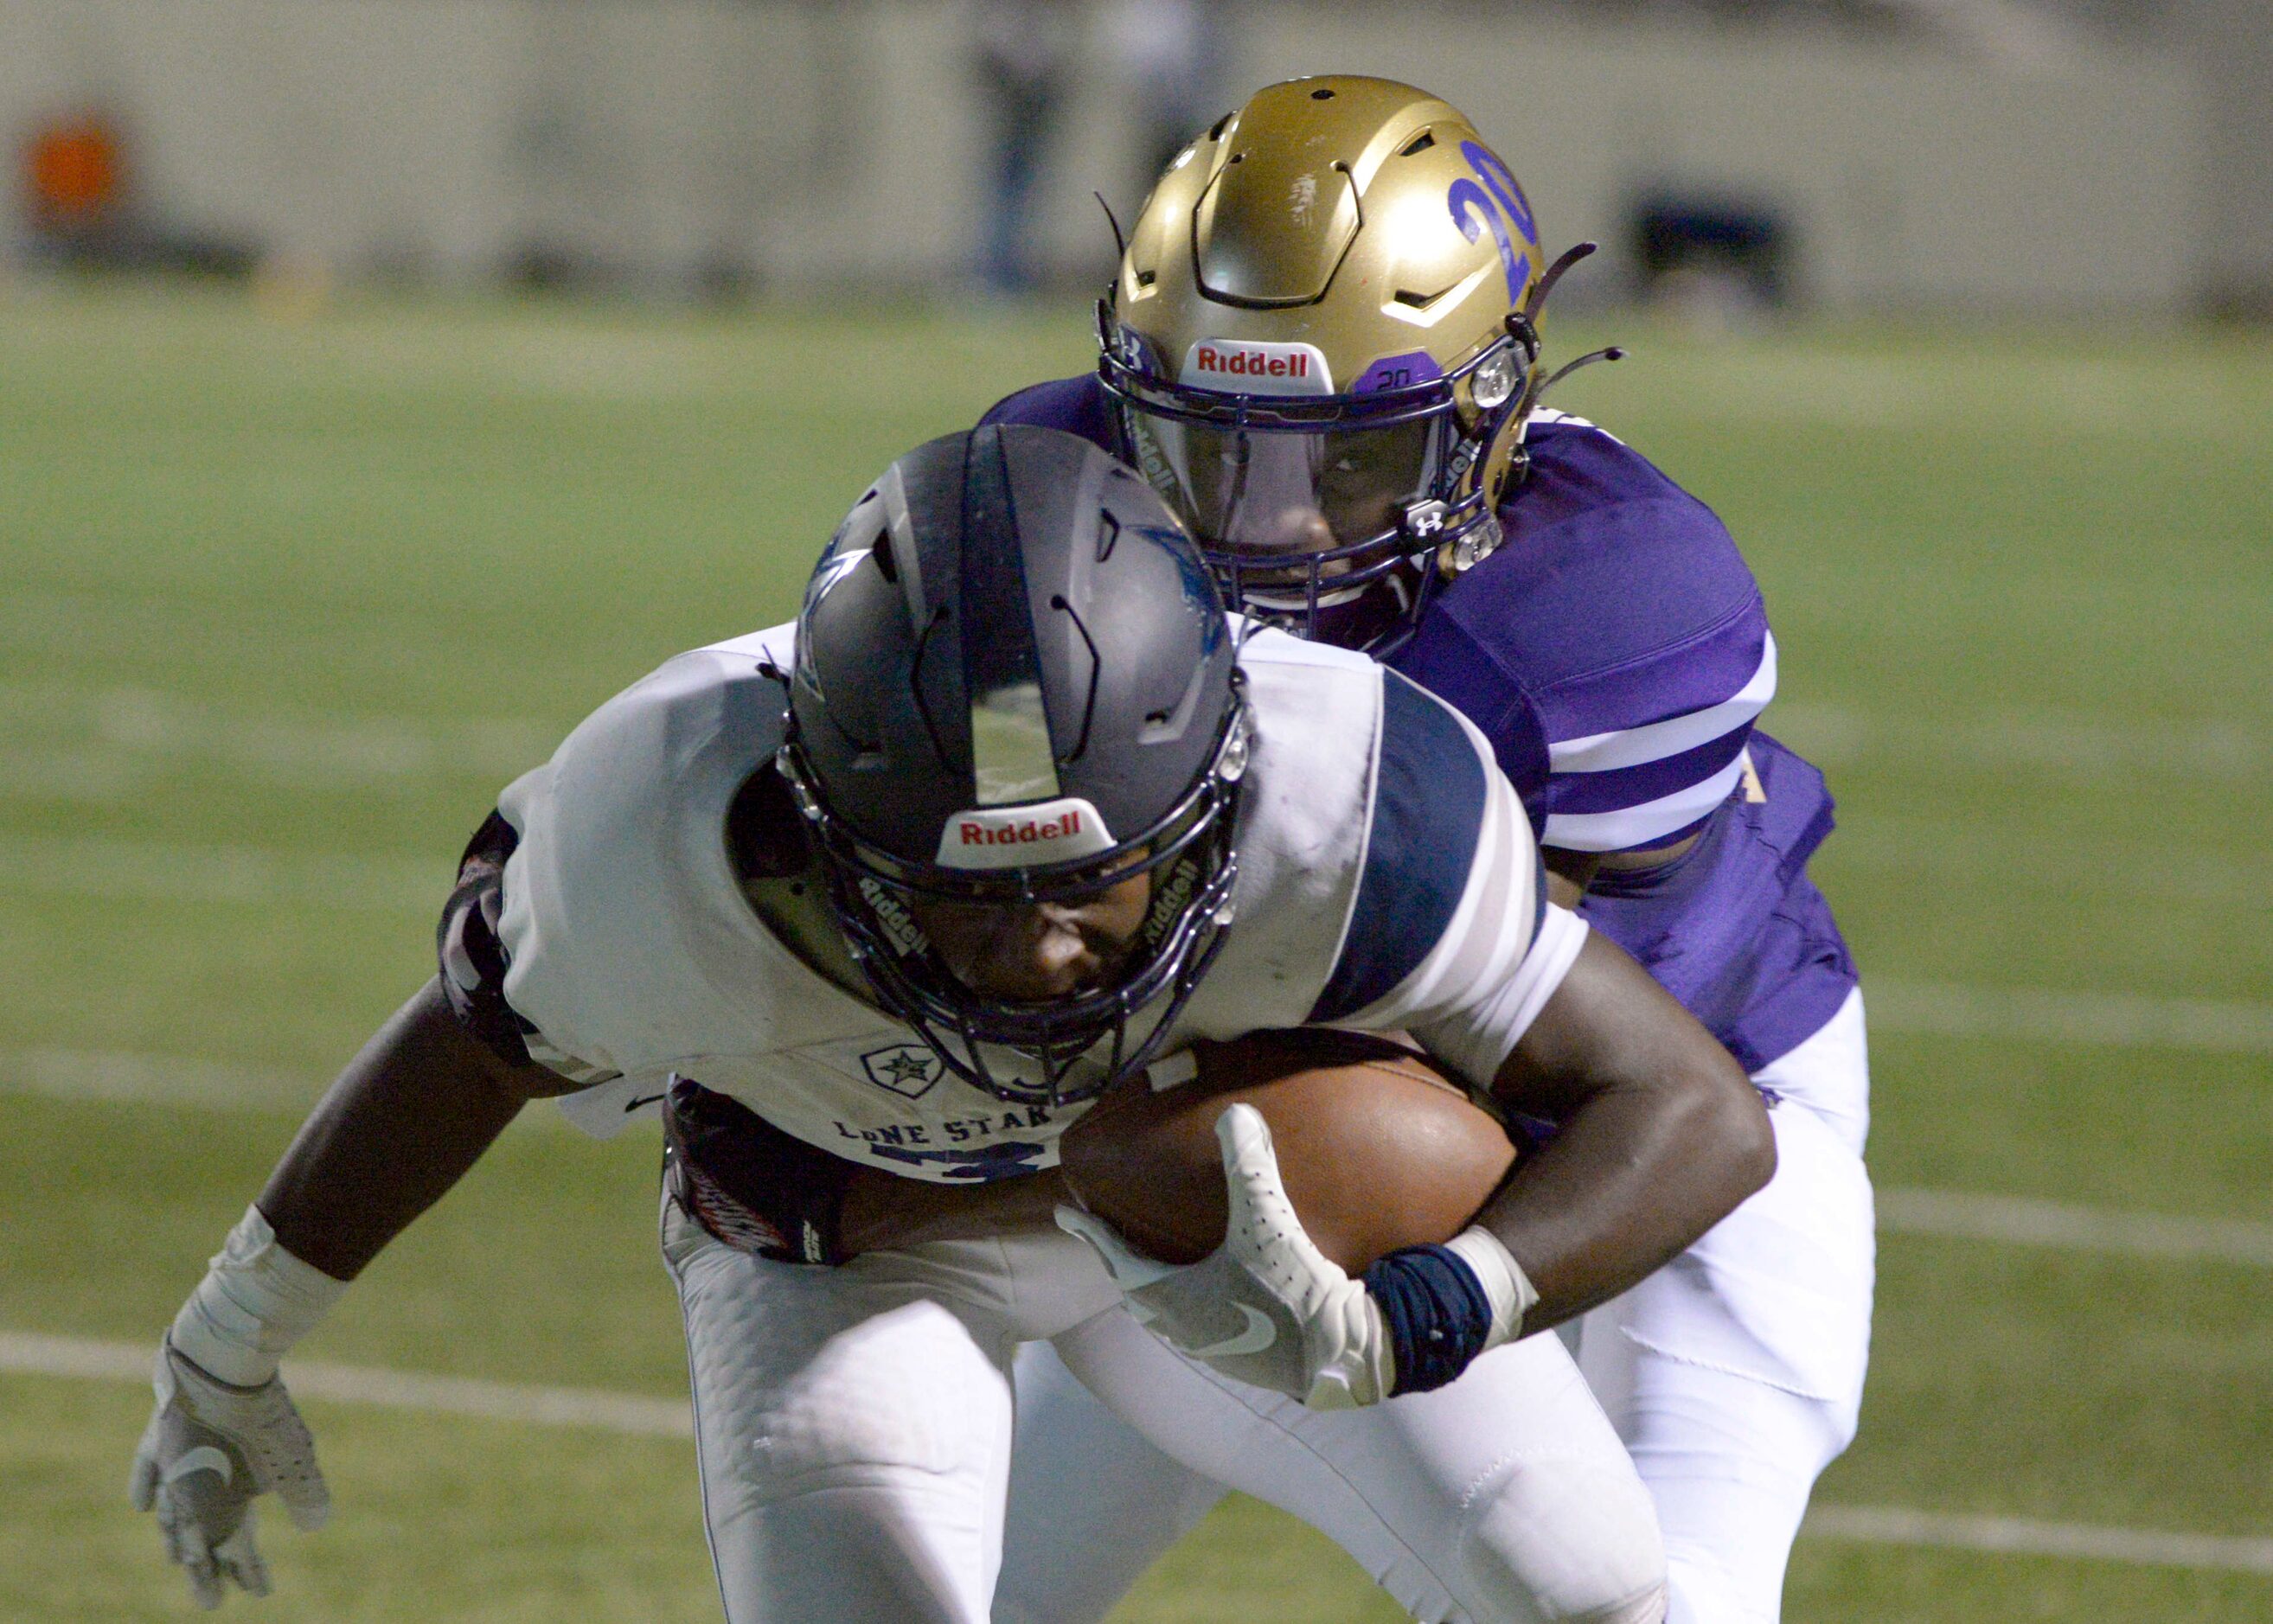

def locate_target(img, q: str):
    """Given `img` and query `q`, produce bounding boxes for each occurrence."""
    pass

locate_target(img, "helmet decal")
[1461,140,1536,240]
[937,797,1115,870]
[1448,142,1537,304]
[1351,349,1445,394]
[1448,176,1532,305]
[1180,338,1335,396]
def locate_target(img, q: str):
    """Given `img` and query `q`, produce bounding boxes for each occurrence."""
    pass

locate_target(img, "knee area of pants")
[722,1393,998,1501]
[694,1320,1008,1497]
[1587,1580,1670,1624]
[1457,1452,1667,1622]
[1625,1374,1857,1487]
[1655,1552,1780,1624]
[1820,1398,1860,1461]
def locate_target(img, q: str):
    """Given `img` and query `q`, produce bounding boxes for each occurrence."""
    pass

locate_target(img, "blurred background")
[3,0,2270,313]
[2,3,2269,1622]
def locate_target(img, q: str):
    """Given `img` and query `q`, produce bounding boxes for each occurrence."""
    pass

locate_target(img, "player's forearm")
[1476,1078,1766,1331]
[1540,847,1598,908]
[256,976,569,1281]
[141,989,557,1592]
[1481,932,1773,1333]
[1540,832,1704,909]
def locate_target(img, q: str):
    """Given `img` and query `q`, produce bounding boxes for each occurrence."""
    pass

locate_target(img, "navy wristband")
[1363,1244,1494,1396]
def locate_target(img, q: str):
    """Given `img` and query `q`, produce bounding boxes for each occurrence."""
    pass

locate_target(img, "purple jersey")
[980,378,1856,1073]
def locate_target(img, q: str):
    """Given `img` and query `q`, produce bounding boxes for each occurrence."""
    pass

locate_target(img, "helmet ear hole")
[871,537,900,583]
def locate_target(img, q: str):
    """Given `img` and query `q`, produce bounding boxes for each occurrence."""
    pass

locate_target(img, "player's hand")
[1058,1103,1396,1409]
[129,1339,330,1608]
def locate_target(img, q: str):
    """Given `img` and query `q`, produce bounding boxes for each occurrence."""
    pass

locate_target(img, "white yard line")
[0,680,558,789]
[1769,701,2265,782]
[1802,1503,2273,1576]
[17,846,2273,1059]
[1819,819,2273,911]
[1866,979,2273,1056]
[9,1328,2265,1576]
[0,1047,582,1132]
[0,678,2258,797]
[21,1035,2263,1268]
[0,1047,322,1114]
[0,1331,689,1439]
[0,834,439,911]
[1874,1187,2273,1269]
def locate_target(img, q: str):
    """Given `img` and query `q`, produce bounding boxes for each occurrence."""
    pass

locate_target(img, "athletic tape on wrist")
[168,1205,347,1388]
[1444,1225,1538,1350]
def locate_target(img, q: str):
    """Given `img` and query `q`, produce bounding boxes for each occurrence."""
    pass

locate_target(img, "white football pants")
[664,1203,1667,1624]
[993,989,1874,1624]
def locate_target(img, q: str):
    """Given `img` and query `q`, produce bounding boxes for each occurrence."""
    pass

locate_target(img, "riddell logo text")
[957,810,1082,848]
[1194,347,1309,381]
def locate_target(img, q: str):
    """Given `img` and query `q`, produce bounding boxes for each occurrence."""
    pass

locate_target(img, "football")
[1059,1028,1519,1273]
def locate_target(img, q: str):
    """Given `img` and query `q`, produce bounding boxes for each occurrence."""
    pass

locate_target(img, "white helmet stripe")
[970,680,1063,806]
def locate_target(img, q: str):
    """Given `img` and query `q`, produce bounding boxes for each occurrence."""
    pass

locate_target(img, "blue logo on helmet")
[1447,142,1535,304]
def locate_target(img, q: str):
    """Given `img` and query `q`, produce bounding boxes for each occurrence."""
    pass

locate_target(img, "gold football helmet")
[1098,74,1598,649]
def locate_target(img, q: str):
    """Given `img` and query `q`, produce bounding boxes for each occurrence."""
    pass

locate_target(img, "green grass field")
[2,278,2268,1621]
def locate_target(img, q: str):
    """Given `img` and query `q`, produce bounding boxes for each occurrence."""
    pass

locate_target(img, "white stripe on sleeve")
[1542,752,1747,854]
[1361,757,1539,1028]
[1373,754,1536,1021]
[1409,905,1591,1091]
[1333,701,1586,1091]
[1547,632,1777,776]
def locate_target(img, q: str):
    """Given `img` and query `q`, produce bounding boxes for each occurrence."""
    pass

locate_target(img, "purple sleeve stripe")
[1548,632,1775,773]
[1547,726,1748,816]
[1535,598,1769,747]
[1543,755,1744,854]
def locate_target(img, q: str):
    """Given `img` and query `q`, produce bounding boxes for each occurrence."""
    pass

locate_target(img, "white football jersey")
[496,622,1587,1182]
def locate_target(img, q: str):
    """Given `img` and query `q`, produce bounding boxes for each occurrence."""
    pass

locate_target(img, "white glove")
[129,1339,330,1609]
[1058,1102,1397,1408]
